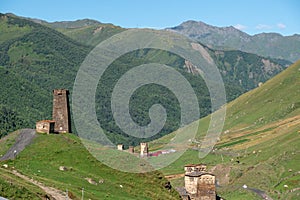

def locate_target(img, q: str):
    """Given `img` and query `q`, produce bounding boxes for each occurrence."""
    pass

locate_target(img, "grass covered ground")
[0,133,180,199]
[0,167,45,200]
[148,61,300,199]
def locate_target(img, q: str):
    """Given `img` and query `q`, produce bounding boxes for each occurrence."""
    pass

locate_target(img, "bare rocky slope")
[167,20,300,62]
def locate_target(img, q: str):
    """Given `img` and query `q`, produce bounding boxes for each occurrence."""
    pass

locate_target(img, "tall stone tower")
[140,143,148,157]
[52,89,71,133]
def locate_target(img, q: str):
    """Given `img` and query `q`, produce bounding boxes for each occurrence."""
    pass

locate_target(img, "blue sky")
[1,0,299,36]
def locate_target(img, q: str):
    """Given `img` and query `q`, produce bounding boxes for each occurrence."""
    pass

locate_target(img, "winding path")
[0,129,68,199]
[247,187,273,200]
[0,129,36,161]
[11,170,68,200]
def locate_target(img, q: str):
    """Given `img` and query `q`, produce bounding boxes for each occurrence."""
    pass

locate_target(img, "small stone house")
[185,172,216,199]
[182,164,216,200]
[36,120,55,134]
[117,144,124,150]
[128,146,134,153]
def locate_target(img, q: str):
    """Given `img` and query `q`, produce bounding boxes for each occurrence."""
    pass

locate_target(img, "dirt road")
[0,129,36,161]
[11,170,68,200]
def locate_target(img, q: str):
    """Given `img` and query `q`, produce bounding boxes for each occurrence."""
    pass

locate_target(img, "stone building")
[140,143,148,157]
[197,173,216,199]
[117,144,124,151]
[36,120,55,134]
[128,146,134,153]
[182,164,216,200]
[36,89,71,134]
[52,89,71,133]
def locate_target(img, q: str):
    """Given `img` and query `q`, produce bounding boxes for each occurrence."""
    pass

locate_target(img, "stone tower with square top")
[52,89,71,133]
[140,143,148,157]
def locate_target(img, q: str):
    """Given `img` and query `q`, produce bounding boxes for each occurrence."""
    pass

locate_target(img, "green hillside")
[0,13,291,147]
[0,62,300,199]
[0,14,90,90]
[150,60,300,199]
[0,13,90,138]
[0,132,180,199]
[25,16,125,47]
[48,19,124,47]
[0,130,46,199]
[221,60,300,131]
[0,67,51,137]
[1,13,299,199]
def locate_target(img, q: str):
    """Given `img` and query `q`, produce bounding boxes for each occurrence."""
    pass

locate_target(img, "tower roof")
[184,163,206,167]
[185,172,215,177]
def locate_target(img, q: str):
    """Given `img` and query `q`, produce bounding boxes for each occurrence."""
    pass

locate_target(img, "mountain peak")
[48,18,102,29]
[166,20,300,62]
[180,20,209,26]
[167,20,249,38]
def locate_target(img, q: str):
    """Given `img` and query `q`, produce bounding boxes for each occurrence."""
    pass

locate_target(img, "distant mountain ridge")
[167,20,300,62]
[19,14,300,63]
[6,13,104,28]
[4,13,124,47]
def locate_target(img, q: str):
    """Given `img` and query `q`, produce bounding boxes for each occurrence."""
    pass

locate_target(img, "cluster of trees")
[96,49,213,146]
[0,105,28,138]
[213,50,289,91]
